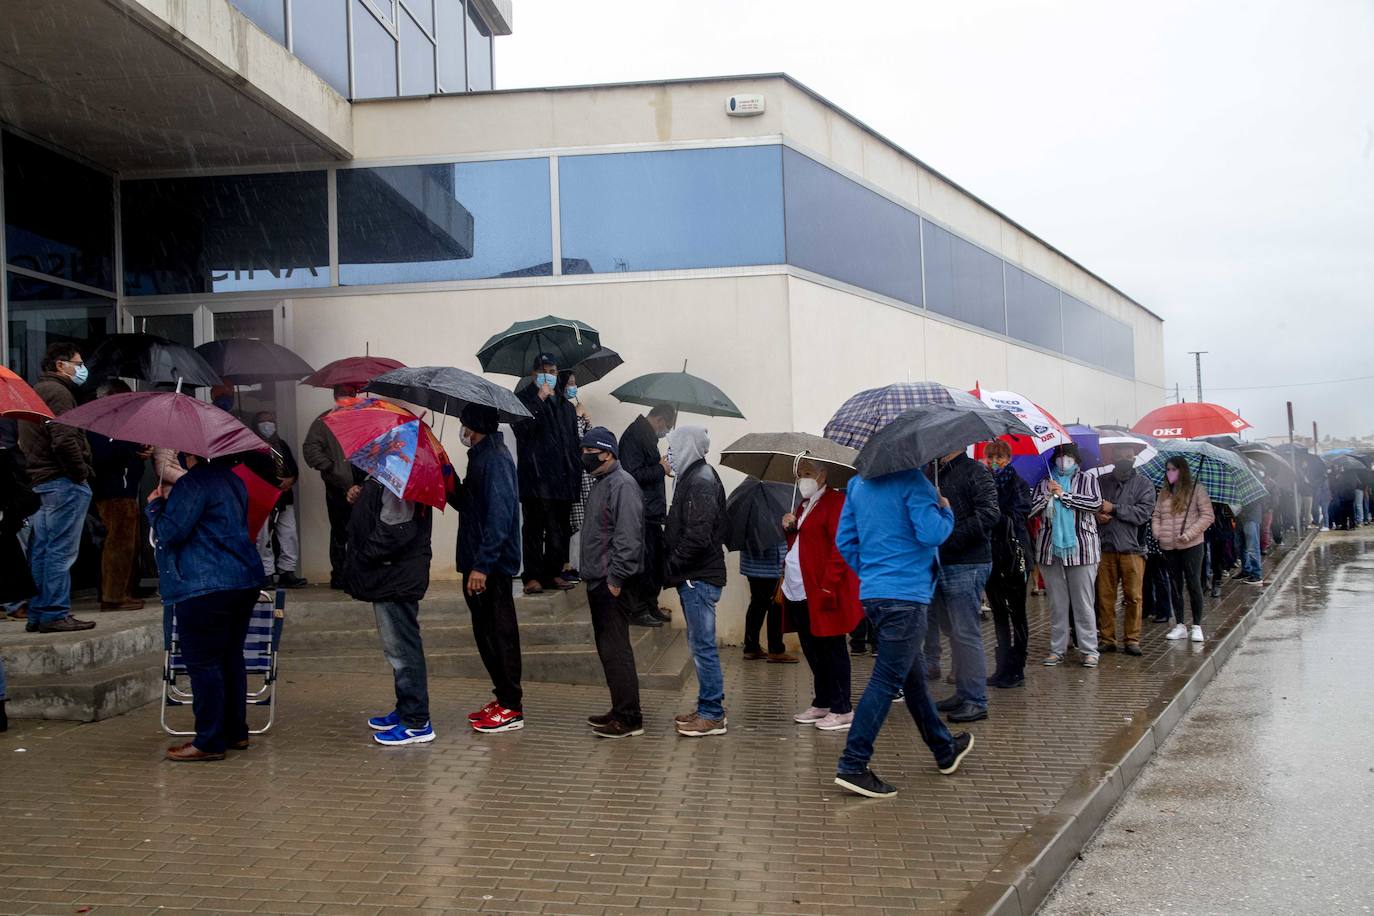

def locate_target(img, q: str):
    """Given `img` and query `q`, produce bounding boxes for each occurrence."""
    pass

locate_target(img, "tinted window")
[1102,315,1135,375]
[230,0,286,43]
[435,0,466,91]
[6,272,116,383]
[1004,264,1062,352]
[339,158,551,284]
[291,0,349,95]
[1061,294,1104,365]
[783,148,920,306]
[121,171,330,296]
[559,146,784,274]
[3,133,114,291]
[399,8,436,95]
[465,1,492,91]
[921,220,1004,333]
[353,0,398,99]
[401,0,432,32]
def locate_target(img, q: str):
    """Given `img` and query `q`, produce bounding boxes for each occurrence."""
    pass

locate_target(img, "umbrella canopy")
[1005,422,1101,488]
[855,404,1033,480]
[971,387,1072,456]
[477,316,601,377]
[515,346,626,395]
[610,367,744,419]
[1137,440,1268,507]
[824,382,984,450]
[86,333,222,389]
[52,391,266,459]
[1323,453,1369,473]
[301,355,405,390]
[1132,402,1251,439]
[719,432,858,487]
[196,339,315,385]
[1194,433,1243,450]
[0,366,54,422]
[724,478,793,555]
[322,400,451,509]
[365,365,532,424]
[230,463,284,540]
[1237,445,1296,488]
[1091,432,1159,478]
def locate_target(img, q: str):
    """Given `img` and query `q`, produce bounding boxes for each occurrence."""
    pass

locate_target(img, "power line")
[1167,373,1374,393]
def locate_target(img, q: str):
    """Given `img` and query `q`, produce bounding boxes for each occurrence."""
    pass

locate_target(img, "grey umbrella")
[855,404,1033,480]
[724,479,793,555]
[365,365,532,424]
[720,432,858,487]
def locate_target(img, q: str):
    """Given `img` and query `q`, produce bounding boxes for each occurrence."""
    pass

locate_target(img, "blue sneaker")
[367,711,401,731]
[373,722,435,746]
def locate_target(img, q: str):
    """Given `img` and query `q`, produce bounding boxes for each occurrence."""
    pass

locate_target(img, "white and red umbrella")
[970,385,1072,457]
[1131,402,1250,440]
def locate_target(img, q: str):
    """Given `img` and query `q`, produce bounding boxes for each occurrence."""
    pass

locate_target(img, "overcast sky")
[496,0,1374,440]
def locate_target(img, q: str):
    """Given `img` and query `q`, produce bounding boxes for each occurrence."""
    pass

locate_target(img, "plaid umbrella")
[1138,440,1267,508]
[823,382,983,449]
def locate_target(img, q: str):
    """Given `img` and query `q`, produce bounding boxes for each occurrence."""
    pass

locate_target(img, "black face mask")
[1112,459,1135,481]
[581,453,605,474]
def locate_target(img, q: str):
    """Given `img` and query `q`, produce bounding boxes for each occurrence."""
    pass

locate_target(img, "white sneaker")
[793,706,829,724]
[1189,625,1205,643]
[814,711,854,731]
[1165,623,1188,640]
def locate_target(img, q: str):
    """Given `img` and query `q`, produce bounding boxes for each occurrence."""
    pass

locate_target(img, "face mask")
[666,448,677,475]
[656,426,670,440]
[1056,457,1076,474]
[257,422,277,439]
[797,477,820,500]
[581,452,604,474]
[1112,458,1134,480]
[460,429,476,449]
[1166,468,1181,485]
[68,363,89,386]
[536,372,557,389]
[564,385,578,400]
[213,396,234,411]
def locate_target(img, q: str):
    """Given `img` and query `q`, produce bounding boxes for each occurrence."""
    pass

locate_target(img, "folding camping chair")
[161,589,286,736]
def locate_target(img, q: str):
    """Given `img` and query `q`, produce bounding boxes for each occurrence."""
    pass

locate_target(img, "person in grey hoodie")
[578,426,646,739]
[1093,445,1157,655]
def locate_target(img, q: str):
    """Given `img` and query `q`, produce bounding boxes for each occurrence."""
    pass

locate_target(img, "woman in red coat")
[783,459,863,731]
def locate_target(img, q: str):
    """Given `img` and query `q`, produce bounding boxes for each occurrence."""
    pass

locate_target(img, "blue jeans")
[28,479,92,626]
[923,562,992,709]
[838,599,956,775]
[677,581,725,719]
[1242,519,1262,578]
[374,600,430,728]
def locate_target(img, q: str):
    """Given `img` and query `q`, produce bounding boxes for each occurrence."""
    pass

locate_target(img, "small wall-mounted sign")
[725,94,766,117]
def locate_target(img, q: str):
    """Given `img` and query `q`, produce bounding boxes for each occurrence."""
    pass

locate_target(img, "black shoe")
[993,673,1025,689]
[586,711,615,728]
[25,620,38,633]
[0,699,7,733]
[1124,644,1143,657]
[1150,614,1171,623]
[833,769,897,799]
[935,694,963,712]
[946,702,988,723]
[1099,643,1118,653]
[937,732,975,774]
[1210,586,1222,598]
[591,719,644,739]
[850,644,869,656]
[329,579,346,591]
[276,573,308,589]
[649,606,672,622]
[629,611,664,628]
[38,616,97,633]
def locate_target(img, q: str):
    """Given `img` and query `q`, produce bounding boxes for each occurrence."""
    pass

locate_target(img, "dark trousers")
[324,485,352,586]
[175,587,258,753]
[1164,544,1206,626]
[849,618,874,652]
[986,566,1029,677]
[743,576,784,654]
[521,498,572,586]
[787,598,852,713]
[96,497,139,603]
[464,573,522,710]
[1144,554,1172,620]
[629,520,664,614]
[587,581,641,727]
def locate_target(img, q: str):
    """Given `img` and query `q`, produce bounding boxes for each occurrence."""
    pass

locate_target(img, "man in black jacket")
[923,451,1000,723]
[663,426,729,738]
[513,354,581,595]
[618,404,676,625]
[346,478,436,746]
[1094,445,1157,655]
[249,410,308,589]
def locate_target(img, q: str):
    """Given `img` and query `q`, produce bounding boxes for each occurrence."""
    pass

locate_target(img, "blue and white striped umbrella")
[823,382,983,450]
[1138,440,1267,508]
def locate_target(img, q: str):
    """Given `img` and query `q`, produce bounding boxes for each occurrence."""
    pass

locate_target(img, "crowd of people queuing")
[0,343,1336,794]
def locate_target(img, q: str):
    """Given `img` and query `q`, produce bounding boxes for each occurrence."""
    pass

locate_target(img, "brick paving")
[0,542,1300,915]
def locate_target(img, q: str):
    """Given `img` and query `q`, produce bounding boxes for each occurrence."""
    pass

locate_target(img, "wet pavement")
[1043,530,1374,916]
[0,540,1309,914]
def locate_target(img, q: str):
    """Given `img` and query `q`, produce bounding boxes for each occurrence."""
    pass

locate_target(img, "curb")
[954,529,1319,916]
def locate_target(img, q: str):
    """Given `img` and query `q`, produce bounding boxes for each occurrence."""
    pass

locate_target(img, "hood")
[667,425,709,476]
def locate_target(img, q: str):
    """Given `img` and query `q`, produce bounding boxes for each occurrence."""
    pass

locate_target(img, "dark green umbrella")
[476,316,601,377]
[611,361,744,419]
[855,404,1032,480]
[514,346,624,394]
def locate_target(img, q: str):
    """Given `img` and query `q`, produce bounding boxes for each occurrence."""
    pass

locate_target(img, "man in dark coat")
[513,354,581,594]
[1094,445,1157,655]
[346,477,435,746]
[249,410,307,589]
[89,380,149,611]
[302,385,365,589]
[617,404,676,623]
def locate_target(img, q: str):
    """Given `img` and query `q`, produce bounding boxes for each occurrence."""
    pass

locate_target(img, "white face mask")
[797,477,820,500]
[1056,457,1077,474]
[256,421,276,439]
[459,429,476,449]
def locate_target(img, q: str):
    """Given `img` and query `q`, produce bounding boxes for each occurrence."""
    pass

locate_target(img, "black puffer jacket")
[928,454,1000,566]
[663,459,727,587]
[344,480,432,603]
[618,415,667,522]
[513,386,580,502]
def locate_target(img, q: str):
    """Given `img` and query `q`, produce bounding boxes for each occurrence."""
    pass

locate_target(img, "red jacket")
[785,488,863,638]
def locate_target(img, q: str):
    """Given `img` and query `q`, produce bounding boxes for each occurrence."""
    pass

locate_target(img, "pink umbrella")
[51,391,267,459]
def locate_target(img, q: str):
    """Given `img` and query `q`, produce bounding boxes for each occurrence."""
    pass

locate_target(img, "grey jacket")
[1097,469,1156,555]
[579,461,645,589]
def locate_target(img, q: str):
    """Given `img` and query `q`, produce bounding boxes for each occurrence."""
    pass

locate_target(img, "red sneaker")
[467,700,500,722]
[471,706,525,733]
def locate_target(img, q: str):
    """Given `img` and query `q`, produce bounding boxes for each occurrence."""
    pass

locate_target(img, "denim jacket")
[145,463,264,605]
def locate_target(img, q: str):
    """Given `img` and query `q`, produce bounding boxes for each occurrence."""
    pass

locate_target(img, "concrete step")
[5,651,164,722]
[285,618,597,652]
[0,612,163,678]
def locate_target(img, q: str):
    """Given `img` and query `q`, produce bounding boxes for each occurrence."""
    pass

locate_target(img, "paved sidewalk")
[0,542,1301,915]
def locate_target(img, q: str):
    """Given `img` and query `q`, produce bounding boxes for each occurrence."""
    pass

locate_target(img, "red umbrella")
[0,366,54,423]
[51,391,267,459]
[1132,402,1251,439]
[301,356,405,390]
[322,399,451,509]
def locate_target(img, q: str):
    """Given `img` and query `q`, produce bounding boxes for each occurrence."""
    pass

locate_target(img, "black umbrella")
[195,339,314,385]
[724,479,793,555]
[86,333,222,389]
[1236,445,1296,488]
[477,316,601,377]
[855,404,1033,480]
[515,346,625,394]
[365,365,532,424]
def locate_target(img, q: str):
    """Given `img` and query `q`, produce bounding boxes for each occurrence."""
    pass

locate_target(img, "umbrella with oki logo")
[1131,402,1251,440]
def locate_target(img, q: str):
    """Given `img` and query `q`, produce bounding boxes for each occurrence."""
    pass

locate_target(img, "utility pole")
[1313,421,1319,449]
[1175,382,1182,404]
[1288,402,1302,538]
[1188,351,1208,403]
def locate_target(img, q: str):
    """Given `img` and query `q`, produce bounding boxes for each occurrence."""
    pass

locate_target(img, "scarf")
[1051,470,1078,559]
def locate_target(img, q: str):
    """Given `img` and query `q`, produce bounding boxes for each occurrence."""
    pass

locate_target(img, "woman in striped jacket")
[1029,443,1104,668]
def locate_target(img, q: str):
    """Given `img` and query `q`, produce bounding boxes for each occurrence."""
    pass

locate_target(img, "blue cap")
[579,426,618,458]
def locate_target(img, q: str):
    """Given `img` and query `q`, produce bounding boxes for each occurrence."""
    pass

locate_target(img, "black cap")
[579,426,618,458]
[460,403,499,434]
[532,352,558,370]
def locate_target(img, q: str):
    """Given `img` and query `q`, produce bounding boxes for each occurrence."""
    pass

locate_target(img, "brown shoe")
[522,581,544,595]
[166,742,226,762]
[591,719,644,739]
[675,714,727,737]
[37,616,96,633]
[766,653,799,664]
[228,738,250,750]
[742,649,768,660]
[4,604,27,620]
[100,600,146,611]
[550,577,578,591]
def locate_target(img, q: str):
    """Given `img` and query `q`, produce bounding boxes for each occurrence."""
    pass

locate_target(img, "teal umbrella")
[610,361,744,419]
[1138,439,1267,508]
[476,316,601,377]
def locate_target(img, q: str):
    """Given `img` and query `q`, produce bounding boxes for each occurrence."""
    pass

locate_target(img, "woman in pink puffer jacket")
[1151,457,1214,643]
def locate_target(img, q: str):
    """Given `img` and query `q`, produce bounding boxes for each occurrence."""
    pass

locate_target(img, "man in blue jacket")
[453,404,525,734]
[833,468,975,798]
